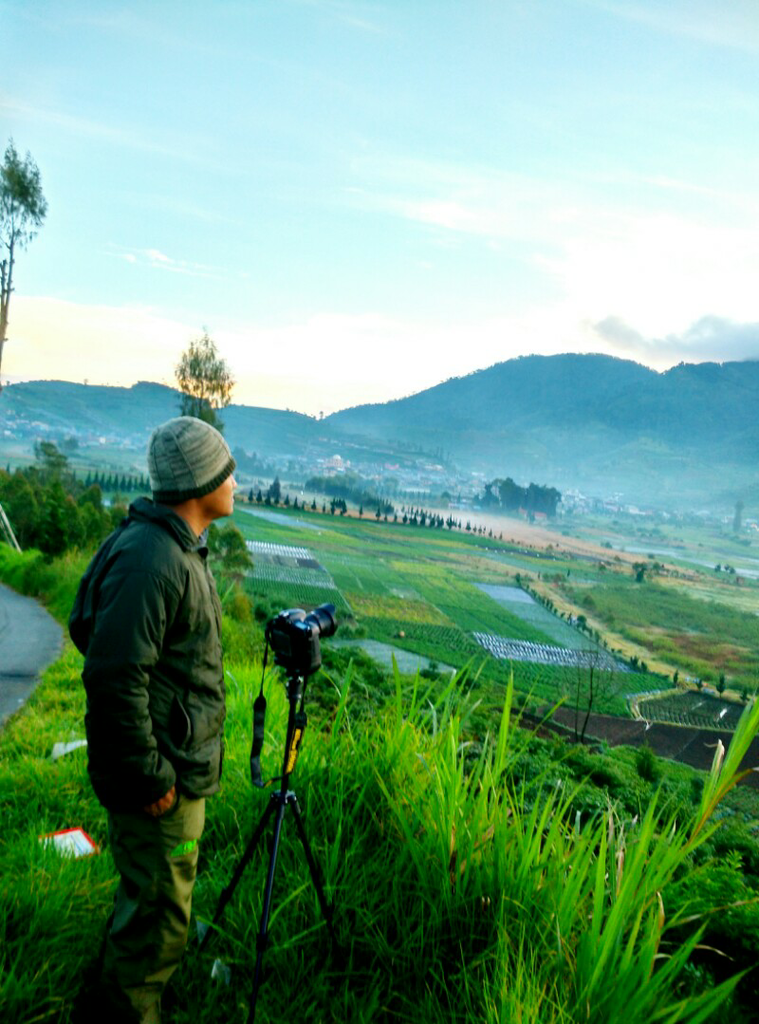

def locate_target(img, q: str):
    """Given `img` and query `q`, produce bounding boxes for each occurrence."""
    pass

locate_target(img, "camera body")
[266,603,337,679]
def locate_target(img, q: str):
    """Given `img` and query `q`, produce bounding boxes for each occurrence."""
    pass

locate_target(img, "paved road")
[0,582,64,728]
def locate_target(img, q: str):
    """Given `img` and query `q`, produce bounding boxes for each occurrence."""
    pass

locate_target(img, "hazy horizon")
[5,348,757,419]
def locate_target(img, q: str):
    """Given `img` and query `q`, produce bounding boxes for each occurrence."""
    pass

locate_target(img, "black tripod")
[199,671,340,1022]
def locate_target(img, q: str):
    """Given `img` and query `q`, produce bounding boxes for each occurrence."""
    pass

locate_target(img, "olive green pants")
[101,793,206,1023]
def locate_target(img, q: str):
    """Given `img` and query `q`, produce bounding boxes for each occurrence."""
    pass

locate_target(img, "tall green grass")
[0,545,87,623]
[2,632,758,1021]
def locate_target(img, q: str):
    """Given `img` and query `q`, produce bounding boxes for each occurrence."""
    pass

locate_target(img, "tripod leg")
[248,796,288,1024]
[289,795,341,952]
[198,795,278,953]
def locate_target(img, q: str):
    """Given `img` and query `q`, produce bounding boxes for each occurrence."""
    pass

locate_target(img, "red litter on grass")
[39,828,99,857]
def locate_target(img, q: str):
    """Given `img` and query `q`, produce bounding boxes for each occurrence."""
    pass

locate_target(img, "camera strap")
[249,644,269,789]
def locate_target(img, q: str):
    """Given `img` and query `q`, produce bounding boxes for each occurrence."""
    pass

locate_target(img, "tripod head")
[250,604,337,790]
[284,669,307,706]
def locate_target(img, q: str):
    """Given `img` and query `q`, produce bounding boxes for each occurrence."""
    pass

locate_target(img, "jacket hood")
[128,496,203,552]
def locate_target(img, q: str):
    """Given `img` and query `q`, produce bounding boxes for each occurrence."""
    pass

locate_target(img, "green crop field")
[554,573,759,688]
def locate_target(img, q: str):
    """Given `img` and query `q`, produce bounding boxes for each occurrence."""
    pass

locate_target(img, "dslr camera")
[265,603,337,678]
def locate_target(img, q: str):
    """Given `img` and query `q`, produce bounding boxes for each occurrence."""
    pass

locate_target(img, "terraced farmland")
[387,561,555,641]
[245,539,351,614]
[331,638,455,675]
[345,592,451,624]
[472,632,628,672]
[638,691,746,731]
[364,619,483,664]
[231,505,668,710]
[475,583,588,649]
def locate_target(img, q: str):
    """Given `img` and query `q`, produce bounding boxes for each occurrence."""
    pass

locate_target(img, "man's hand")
[143,785,177,818]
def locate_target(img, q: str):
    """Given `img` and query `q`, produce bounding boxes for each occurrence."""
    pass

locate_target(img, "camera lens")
[305,603,337,638]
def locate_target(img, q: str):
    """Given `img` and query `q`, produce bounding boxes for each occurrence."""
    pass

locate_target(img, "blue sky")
[3,0,759,413]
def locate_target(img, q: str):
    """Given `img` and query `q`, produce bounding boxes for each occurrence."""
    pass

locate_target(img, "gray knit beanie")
[148,417,236,504]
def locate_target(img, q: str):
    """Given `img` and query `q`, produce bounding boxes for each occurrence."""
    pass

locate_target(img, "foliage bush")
[0,452,126,556]
[0,544,88,623]
[635,743,662,783]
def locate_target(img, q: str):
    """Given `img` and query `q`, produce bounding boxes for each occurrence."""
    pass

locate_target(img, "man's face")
[200,473,237,521]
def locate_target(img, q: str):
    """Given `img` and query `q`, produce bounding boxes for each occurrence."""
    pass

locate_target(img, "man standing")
[70,417,237,1023]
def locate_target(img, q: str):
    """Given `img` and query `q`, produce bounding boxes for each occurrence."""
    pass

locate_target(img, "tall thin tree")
[0,141,47,390]
[175,330,234,431]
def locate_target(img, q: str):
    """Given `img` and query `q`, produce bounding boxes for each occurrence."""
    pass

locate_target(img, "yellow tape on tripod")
[286,728,303,774]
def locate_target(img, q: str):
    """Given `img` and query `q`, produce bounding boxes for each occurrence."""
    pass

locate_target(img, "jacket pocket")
[169,695,192,748]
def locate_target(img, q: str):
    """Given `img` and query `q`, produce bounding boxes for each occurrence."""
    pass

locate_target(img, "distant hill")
[2,354,758,506]
[325,354,759,503]
[0,380,318,458]
[2,380,179,437]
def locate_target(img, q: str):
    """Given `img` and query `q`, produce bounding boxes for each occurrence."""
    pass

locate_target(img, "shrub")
[635,744,661,783]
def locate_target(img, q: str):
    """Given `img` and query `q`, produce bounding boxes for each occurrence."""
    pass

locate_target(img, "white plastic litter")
[50,739,88,761]
[211,959,232,986]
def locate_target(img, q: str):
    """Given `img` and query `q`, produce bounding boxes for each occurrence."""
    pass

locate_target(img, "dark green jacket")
[69,498,225,811]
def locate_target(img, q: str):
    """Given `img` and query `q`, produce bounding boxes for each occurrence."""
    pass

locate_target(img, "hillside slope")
[0,380,317,457]
[326,354,759,500]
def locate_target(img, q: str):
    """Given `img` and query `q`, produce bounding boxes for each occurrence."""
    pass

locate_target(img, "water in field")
[240,508,323,532]
[476,583,587,649]
[601,539,759,578]
[331,639,455,676]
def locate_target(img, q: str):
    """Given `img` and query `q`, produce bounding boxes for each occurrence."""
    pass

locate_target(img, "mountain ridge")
[2,354,758,505]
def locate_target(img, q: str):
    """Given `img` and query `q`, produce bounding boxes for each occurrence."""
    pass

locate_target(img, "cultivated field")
[231,500,759,732]
[231,502,667,717]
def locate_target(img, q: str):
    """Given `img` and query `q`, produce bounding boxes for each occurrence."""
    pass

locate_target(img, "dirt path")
[406,506,642,564]
[0,583,63,728]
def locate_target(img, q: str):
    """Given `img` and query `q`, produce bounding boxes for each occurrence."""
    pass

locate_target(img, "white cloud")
[107,245,227,279]
[145,249,171,264]
[545,209,759,338]
[348,151,759,341]
[347,156,561,245]
[593,314,759,365]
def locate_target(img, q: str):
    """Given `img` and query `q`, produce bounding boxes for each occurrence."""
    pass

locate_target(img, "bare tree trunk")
[580,664,595,744]
[0,247,14,392]
[573,665,582,742]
